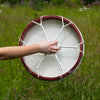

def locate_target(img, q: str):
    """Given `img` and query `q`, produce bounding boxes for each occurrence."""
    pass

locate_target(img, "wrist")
[35,43,41,53]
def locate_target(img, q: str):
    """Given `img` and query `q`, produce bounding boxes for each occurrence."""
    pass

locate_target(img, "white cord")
[20,16,84,79]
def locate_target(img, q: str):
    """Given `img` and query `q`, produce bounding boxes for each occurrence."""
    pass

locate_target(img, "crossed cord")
[20,16,84,78]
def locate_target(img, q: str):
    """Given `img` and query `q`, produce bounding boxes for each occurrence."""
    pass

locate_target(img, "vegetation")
[0,0,100,5]
[0,3,100,100]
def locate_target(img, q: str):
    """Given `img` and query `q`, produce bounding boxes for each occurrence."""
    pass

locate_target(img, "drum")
[19,15,84,81]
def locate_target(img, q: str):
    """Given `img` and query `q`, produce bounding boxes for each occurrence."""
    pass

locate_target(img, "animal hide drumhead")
[19,15,84,81]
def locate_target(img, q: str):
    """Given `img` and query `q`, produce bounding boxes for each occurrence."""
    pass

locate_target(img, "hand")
[38,40,60,54]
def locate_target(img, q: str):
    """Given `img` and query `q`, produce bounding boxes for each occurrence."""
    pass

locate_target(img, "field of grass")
[0,4,100,100]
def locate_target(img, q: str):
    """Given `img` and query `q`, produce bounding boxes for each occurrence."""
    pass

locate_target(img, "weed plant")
[0,4,100,100]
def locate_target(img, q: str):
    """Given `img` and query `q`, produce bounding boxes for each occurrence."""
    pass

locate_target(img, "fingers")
[50,41,58,46]
[47,48,60,54]
[48,41,61,54]
[50,41,60,50]
[51,46,60,50]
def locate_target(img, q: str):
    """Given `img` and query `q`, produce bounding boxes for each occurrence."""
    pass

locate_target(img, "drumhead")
[19,15,84,80]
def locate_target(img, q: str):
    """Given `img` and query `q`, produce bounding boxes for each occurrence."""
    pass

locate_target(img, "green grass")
[0,4,100,100]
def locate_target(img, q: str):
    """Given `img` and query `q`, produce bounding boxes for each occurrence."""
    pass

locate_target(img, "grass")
[0,4,100,100]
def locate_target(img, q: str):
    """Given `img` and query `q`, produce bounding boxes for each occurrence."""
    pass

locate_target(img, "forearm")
[0,44,40,60]
[0,40,60,60]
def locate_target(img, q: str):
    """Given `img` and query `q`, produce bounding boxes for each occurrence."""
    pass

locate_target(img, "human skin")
[0,40,60,60]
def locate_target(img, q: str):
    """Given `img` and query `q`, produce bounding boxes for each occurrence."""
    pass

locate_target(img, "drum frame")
[19,15,84,81]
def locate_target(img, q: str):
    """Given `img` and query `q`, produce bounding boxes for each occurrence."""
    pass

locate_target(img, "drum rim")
[19,15,84,81]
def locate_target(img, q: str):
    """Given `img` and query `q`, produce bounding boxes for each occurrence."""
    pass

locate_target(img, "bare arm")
[0,44,39,60]
[0,40,60,60]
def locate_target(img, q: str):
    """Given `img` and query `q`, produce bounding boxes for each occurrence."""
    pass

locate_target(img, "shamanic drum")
[19,15,84,81]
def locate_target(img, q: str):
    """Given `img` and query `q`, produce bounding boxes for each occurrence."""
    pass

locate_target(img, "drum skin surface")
[19,15,84,81]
